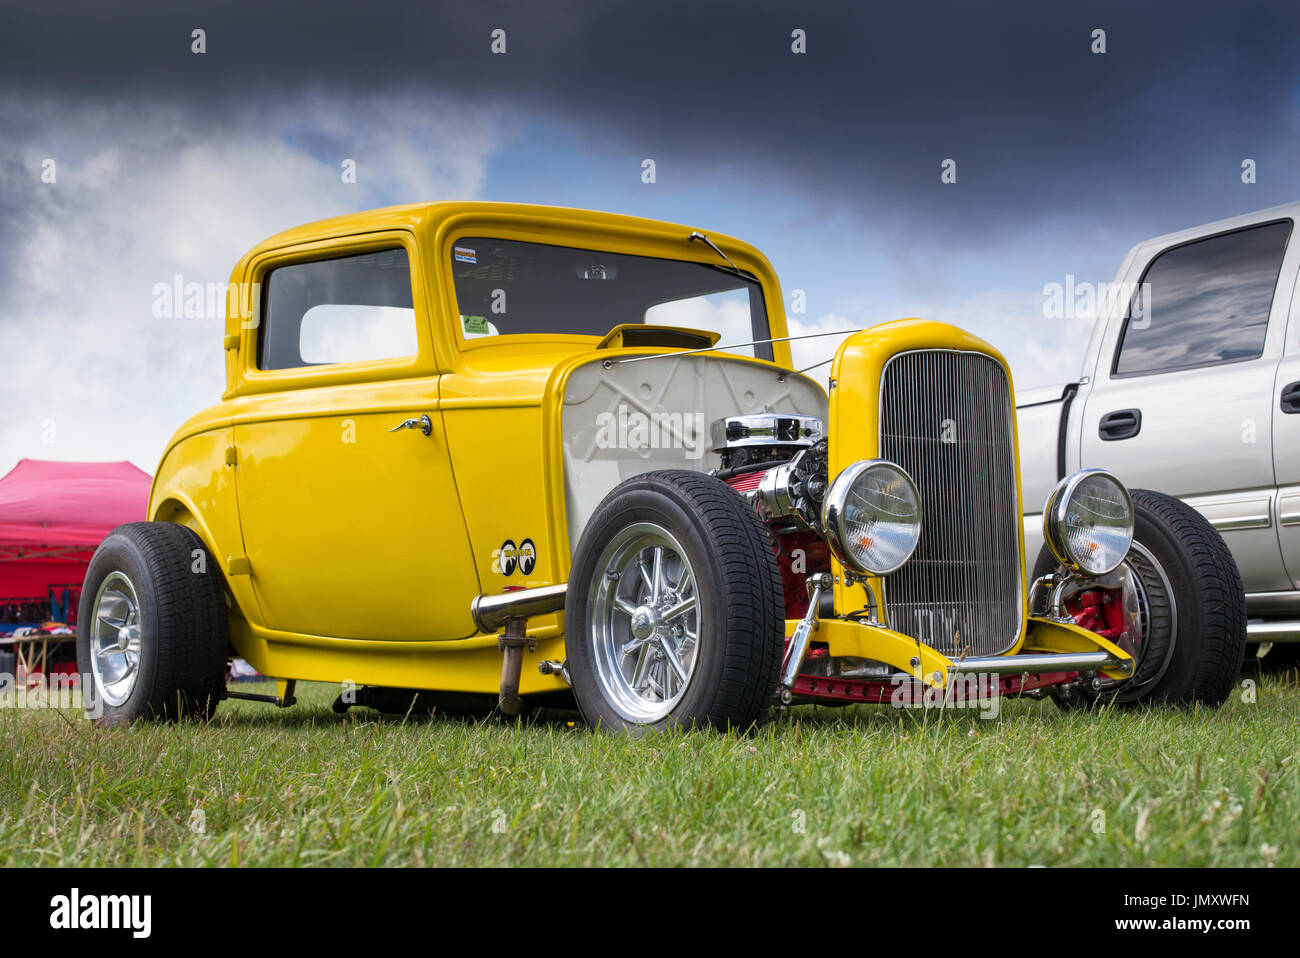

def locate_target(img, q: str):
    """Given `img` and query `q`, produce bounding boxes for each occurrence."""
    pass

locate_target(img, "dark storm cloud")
[2,0,1298,239]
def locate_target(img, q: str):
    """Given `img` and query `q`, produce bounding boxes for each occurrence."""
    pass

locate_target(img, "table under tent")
[0,459,151,682]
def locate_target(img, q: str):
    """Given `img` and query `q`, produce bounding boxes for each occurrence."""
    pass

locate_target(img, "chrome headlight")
[821,460,922,575]
[1043,469,1134,576]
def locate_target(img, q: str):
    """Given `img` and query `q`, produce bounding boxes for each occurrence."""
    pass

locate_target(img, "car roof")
[245,201,750,258]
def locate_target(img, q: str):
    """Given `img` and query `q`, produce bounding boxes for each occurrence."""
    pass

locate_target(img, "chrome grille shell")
[877,349,1023,657]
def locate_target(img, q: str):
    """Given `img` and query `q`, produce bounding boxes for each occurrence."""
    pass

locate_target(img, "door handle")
[1282,381,1300,415]
[389,414,433,436]
[1099,408,1141,441]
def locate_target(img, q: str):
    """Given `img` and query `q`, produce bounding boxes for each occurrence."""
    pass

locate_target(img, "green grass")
[1,671,1297,867]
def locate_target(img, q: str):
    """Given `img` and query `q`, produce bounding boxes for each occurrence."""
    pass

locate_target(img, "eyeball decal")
[495,537,537,577]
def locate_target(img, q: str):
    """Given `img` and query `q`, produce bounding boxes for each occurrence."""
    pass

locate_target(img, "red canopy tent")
[0,459,152,607]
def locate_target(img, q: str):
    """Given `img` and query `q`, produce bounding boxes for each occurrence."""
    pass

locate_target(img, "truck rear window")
[1114,220,1291,377]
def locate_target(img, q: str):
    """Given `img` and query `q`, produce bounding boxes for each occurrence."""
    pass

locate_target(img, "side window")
[259,248,418,370]
[1113,220,1291,377]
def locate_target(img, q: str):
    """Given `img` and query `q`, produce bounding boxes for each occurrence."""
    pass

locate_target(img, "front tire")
[565,470,784,732]
[76,522,229,726]
[1035,488,1247,707]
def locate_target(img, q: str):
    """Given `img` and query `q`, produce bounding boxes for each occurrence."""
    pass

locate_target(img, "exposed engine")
[711,413,824,473]
[711,413,829,531]
[713,413,833,622]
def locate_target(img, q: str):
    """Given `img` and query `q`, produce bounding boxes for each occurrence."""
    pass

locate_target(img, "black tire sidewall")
[567,486,725,731]
[75,522,229,725]
[566,474,778,732]
[77,531,164,726]
[1126,500,1201,702]
[1128,493,1237,701]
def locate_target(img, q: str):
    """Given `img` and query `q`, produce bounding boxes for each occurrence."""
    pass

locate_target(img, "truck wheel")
[76,522,229,726]
[565,470,784,732]
[1033,489,1246,707]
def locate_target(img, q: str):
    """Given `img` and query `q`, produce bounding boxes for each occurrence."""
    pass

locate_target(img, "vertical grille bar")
[878,350,1022,656]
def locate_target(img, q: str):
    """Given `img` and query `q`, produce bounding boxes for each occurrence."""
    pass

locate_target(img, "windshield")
[448,236,773,359]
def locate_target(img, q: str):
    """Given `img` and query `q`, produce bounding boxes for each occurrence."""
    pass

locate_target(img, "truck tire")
[76,522,229,726]
[565,470,784,732]
[1033,489,1247,707]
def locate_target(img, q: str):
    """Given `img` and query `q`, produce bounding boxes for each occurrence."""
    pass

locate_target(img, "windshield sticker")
[454,246,477,264]
[462,315,490,335]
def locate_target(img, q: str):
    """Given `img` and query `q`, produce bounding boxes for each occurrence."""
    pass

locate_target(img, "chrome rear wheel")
[90,571,143,707]
[77,522,229,725]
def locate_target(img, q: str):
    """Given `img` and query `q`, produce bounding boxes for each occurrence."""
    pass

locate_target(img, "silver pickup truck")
[1019,201,1299,678]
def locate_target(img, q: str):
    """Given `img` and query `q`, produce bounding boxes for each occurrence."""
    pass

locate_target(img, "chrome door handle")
[389,414,432,437]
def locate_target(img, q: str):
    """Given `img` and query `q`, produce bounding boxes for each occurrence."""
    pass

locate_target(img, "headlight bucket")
[821,459,922,575]
[1043,468,1134,576]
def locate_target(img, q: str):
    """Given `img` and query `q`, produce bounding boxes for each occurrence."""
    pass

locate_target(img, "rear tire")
[76,522,229,726]
[565,470,784,732]
[1035,489,1246,707]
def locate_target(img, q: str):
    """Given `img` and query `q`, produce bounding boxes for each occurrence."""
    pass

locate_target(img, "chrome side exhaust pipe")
[471,583,567,634]
[471,583,568,716]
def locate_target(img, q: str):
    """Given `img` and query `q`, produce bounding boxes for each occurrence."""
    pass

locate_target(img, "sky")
[2,0,1298,475]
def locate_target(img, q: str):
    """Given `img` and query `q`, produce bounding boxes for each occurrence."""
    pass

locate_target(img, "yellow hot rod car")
[78,203,1247,729]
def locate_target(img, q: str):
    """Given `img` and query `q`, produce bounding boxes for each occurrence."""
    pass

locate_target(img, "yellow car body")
[146,202,1132,711]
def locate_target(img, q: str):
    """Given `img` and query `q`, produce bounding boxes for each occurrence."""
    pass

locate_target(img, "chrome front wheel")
[590,523,701,724]
[565,471,785,732]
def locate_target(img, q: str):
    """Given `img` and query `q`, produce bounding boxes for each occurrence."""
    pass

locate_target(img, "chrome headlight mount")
[820,459,922,576]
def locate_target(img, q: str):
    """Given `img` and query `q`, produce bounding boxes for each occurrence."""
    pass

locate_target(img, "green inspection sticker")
[462,315,489,334]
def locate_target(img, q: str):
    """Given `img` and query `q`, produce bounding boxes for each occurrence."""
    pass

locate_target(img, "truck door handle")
[1099,408,1141,441]
[389,414,433,436]
[1282,381,1300,414]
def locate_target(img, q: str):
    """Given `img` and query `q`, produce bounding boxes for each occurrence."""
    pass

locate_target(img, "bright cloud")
[0,95,515,477]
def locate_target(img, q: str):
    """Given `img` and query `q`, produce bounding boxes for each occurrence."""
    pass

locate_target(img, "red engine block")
[721,468,831,619]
